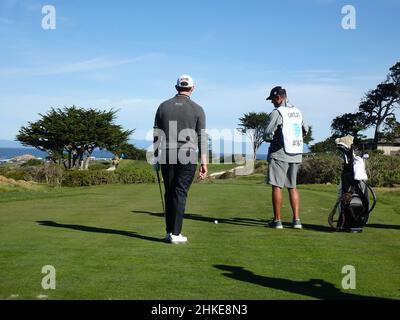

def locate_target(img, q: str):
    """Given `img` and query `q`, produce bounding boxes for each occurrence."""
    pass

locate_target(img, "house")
[377,138,400,156]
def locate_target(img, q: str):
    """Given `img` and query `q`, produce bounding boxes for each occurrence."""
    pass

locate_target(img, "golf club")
[156,169,165,213]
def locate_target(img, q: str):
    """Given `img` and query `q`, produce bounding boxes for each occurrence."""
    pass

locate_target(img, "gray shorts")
[268,158,299,188]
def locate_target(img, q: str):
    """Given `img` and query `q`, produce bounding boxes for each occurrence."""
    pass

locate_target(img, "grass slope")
[0,176,399,300]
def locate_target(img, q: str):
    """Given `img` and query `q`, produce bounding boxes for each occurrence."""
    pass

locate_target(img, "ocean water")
[0,148,114,160]
[0,147,269,161]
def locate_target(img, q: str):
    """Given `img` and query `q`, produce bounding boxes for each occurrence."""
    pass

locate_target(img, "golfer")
[264,86,308,229]
[153,75,208,244]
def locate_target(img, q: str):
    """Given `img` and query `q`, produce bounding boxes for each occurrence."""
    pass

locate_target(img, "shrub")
[0,167,32,181]
[219,171,235,179]
[366,154,400,187]
[61,168,155,187]
[254,160,268,174]
[298,154,342,185]
[298,153,400,187]
[38,164,64,187]
[116,168,155,184]
[88,161,111,171]
[21,159,44,167]
[62,170,111,187]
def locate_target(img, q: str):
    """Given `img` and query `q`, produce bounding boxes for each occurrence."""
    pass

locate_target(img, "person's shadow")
[214,265,390,300]
[365,223,400,230]
[36,221,165,243]
[131,210,335,232]
[131,210,268,227]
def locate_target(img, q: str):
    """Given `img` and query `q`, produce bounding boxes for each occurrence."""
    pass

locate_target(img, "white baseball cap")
[176,74,194,88]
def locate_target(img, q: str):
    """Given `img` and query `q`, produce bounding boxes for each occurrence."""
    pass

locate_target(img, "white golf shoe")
[170,234,188,244]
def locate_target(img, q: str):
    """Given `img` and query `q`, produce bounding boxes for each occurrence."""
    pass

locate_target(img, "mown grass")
[0,174,399,300]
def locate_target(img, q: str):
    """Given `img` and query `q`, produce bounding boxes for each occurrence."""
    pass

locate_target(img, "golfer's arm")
[197,110,208,165]
[153,108,161,158]
[200,153,208,166]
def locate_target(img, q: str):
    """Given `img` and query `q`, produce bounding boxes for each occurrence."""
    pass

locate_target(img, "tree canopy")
[238,112,269,160]
[309,136,337,153]
[303,125,314,145]
[330,112,367,147]
[359,61,400,148]
[112,142,146,160]
[320,61,400,152]
[17,106,134,169]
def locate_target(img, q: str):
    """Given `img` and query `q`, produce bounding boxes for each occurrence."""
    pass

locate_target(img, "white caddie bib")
[277,106,304,155]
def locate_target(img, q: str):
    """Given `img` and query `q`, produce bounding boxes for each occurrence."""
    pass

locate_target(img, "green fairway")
[0,176,399,300]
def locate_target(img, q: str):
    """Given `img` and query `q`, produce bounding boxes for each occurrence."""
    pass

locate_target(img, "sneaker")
[170,234,188,244]
[268,219,283,229]
[165,233,172,242]
[292,219,302,229]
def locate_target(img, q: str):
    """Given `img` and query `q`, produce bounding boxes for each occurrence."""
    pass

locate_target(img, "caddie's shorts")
[268,158,299,188]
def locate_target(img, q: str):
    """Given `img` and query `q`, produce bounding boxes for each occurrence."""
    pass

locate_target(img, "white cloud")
[0,53,165,78]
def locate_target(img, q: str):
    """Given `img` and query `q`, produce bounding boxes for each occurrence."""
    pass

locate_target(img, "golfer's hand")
[152,162,160,172]
[199,164,208,180]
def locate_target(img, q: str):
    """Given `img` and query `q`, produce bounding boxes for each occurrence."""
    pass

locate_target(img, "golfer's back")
[154,94,206,154]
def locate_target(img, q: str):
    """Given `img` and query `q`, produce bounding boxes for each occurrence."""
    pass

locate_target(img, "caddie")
[264,86,309,229]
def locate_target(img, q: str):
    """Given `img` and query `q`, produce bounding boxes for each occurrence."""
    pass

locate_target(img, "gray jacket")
[154,94,207,156]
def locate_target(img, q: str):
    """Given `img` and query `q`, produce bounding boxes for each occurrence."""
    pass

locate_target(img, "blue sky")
[0,0,399,145]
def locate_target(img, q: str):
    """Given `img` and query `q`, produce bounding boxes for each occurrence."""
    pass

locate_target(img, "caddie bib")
[277,106,303,155]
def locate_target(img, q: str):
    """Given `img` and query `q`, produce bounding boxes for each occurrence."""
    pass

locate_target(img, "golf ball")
[214,220,218,224]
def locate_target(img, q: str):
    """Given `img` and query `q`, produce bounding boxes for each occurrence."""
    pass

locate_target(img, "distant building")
[377,138,400,156]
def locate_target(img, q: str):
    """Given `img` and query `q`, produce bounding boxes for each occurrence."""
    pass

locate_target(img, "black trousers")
[161,163,196,235]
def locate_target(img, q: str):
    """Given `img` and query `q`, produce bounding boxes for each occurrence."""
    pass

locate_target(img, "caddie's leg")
[272,186,283,221]
[288,188,300,220]
[286,163,300,220]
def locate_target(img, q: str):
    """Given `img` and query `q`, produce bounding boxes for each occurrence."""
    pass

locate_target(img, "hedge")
[298,153,400,187]
[61,168,155,187]
[366,154,400,187]
[297,154,342,185]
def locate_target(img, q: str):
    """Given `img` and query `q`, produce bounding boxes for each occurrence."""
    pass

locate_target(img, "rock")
[219,171,235,179]
[11,154,36,162]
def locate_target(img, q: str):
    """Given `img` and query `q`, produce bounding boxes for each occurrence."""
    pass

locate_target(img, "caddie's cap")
[266,86,287,100]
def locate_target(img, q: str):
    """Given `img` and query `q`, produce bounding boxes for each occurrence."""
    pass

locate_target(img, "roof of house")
[377,137,400,146]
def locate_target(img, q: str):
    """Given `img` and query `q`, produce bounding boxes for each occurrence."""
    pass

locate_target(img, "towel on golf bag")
[353,156,368,181]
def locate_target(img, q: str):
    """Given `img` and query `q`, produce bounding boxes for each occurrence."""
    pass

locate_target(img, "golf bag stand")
[328,137,377,233]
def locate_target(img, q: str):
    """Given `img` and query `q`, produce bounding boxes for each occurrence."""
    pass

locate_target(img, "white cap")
[176,74,194,88]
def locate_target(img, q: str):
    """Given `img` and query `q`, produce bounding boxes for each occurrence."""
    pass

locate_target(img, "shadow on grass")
[214,265,389,300]
[282,222,335,233]
[36,220,165,243]
[365,223,400,230]
[131,210,268,227]
[131,210,334,232]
